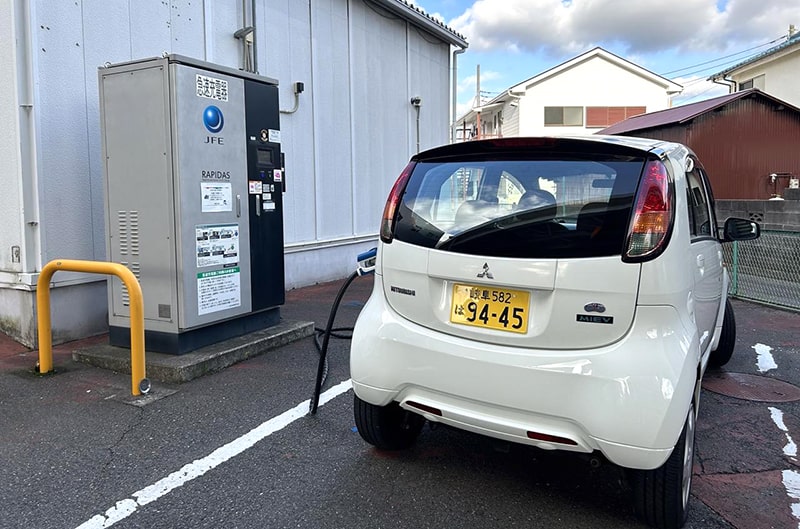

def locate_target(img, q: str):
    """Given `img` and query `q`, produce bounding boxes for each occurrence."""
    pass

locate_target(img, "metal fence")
[723,230,800,311]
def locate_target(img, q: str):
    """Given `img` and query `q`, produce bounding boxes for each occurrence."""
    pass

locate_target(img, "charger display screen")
[257,149,272,166]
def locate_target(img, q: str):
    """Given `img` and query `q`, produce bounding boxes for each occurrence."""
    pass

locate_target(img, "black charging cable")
[308,270,359,414]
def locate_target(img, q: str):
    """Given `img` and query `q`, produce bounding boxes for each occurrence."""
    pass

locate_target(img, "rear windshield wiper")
[435,209,556,250]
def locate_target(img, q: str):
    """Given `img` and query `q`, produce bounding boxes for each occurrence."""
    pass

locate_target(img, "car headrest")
[516,189,557,218]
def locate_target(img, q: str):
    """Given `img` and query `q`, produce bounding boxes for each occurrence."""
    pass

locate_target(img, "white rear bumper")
[350,279,699,470]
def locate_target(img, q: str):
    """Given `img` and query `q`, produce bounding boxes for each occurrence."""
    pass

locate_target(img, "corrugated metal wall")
[1,0,454,345]
[621,96,800,199]
[30,0,451,285]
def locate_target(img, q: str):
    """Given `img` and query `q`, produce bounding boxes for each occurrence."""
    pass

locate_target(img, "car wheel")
[708,299,736,368]
[353,394,425,450]
[630,403,696,529]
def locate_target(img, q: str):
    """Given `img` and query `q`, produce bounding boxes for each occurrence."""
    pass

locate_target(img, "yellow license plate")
[450,283,530,333]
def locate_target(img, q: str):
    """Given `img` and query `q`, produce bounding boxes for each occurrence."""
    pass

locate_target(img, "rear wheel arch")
[708,299,736,368]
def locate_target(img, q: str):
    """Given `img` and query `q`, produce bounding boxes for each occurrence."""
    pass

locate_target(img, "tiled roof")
[375,0,468,47]
[710,33,800,79]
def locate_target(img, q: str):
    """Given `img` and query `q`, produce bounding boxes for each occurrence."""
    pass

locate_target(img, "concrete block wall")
[717,197,800,232]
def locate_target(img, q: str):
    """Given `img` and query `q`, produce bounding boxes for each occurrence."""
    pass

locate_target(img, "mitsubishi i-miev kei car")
[350,136,760,529]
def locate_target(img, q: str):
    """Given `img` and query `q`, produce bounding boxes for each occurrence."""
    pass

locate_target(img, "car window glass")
[498,172,525,212]
[431,167,484,224]
[686,163,713,238]
[394,157,644,258]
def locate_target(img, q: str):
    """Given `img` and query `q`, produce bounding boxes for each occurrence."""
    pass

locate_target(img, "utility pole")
[476,64,481,140]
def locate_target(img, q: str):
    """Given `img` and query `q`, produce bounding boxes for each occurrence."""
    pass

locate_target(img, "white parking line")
[770,406,798,461]
[75,379,353,529]
[783,470,800,529]
[753,343,777,373]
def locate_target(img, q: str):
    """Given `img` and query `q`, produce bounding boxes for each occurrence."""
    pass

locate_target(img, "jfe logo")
[203,106,224,133]
[203,106,225,145]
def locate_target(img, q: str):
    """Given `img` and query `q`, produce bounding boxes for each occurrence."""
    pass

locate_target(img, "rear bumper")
[350,278,698,470]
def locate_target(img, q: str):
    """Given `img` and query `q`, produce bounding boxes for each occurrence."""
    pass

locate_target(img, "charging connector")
[356,247,377,276]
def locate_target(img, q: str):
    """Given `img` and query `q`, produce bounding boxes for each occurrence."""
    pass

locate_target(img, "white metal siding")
[28,0,451,276]
[502,101,520,137]
[1,0,455,343]
[0,0,24,274]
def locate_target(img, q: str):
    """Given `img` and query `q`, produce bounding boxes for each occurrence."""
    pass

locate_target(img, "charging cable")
[309,248,377,414]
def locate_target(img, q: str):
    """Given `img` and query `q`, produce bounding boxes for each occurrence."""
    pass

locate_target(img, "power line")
[658,34,786,76]
[673,84,724,105]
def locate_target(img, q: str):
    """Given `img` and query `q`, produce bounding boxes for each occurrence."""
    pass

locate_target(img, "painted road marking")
[753,343,777,373]
[783,470,800,528]
[75,379,353,529]
[770,407,798,461]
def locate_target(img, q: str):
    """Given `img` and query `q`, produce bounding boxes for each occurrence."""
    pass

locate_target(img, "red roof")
[599,89,800,135]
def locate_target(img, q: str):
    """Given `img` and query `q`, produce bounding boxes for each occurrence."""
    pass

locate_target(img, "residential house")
[709,27,800,108]
[455,47,682,140]
[600,89,800,200]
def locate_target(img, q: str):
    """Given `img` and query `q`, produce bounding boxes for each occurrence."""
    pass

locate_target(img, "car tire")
[353,394,425,450]
[630,403,696,529]
[708,299,736,368]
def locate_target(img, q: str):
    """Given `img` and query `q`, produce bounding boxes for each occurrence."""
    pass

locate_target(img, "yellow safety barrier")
[37,259,148,396]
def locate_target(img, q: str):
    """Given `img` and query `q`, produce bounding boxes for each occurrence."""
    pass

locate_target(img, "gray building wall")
[0,0,459,346]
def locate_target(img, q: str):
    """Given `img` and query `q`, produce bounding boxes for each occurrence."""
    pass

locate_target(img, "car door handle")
[696,255,705,267]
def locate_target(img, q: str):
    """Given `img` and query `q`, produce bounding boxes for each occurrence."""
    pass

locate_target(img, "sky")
[409,0,799,118]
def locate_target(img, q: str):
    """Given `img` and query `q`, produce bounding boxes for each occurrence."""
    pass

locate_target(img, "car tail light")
[624,159,674,262]
[380,162,415,243]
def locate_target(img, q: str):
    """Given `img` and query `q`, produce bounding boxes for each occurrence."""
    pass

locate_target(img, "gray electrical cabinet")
[99,55,285,354]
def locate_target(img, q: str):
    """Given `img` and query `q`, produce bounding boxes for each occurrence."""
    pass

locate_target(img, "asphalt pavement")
[1,276,799,529]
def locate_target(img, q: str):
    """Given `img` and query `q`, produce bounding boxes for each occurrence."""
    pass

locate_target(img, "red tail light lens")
[624,159,674,261]
[380,162,415,243]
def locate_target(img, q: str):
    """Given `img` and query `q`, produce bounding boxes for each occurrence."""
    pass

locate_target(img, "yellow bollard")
[36,259,147,396]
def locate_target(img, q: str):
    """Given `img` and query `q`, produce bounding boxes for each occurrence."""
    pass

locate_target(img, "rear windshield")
[394,154,645,258]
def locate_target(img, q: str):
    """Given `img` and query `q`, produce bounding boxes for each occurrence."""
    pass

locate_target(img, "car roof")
[413,135,681,162]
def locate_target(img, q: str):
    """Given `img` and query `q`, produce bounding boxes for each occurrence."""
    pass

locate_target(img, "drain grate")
[703,372,800,403]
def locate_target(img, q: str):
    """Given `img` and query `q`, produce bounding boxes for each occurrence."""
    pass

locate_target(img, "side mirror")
[722,217,760,242]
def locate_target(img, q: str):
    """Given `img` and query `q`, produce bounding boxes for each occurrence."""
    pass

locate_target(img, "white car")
[350,136,760,529]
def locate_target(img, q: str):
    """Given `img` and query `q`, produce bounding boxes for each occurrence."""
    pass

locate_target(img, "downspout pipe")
[709,74,735,94]
[451,46,466,143]
[15,0,42,280]
[251,0,258,73]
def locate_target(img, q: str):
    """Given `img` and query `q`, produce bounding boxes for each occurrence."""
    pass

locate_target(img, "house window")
[544,106,583,126]
[738,75,765,91]
[586,106,646,128]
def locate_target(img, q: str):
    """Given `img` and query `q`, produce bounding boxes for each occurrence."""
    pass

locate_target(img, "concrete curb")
[72,319,315,383]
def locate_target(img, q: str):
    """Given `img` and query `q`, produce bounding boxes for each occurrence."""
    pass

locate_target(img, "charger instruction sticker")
[201,182,232,212]
[197,267,240,315]
[196,224,239,268]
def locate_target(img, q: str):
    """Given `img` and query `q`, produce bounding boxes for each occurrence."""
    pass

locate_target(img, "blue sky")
[410,0,799,117]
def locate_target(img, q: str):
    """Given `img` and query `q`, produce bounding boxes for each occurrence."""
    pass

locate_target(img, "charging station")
[99,55,285,354]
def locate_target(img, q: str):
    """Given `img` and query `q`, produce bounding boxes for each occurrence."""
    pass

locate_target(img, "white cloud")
[448,0,797,56]
[456,100,474,119]
[671,75,730,105]
[457,69,503,94]
[407,1,447,24]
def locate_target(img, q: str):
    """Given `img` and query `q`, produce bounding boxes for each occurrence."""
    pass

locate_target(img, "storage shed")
[599,89,800,199]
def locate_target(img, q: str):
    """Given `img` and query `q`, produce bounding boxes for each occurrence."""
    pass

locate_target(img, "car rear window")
[393,154,646,258]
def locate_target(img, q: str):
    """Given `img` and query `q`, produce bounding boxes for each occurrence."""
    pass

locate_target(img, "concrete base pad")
[72,319,314,383]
